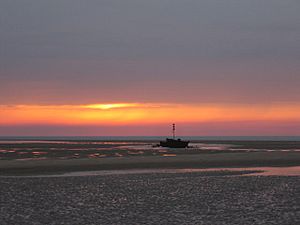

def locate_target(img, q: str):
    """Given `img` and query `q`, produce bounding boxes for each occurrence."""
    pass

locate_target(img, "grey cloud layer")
[0,0,299,103]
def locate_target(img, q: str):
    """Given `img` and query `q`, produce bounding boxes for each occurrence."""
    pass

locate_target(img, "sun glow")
[83,103,139,110]
[1,103,300,126]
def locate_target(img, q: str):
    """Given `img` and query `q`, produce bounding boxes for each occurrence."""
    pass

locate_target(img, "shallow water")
[43,166,300,177]
[2,139,300,160]
[3,166,300,178]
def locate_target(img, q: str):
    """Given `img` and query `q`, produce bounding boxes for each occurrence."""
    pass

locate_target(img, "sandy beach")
[1,141,300,224]
[1,171,299,225]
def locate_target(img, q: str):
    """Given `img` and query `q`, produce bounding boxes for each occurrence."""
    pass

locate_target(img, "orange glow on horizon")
[1,103,300,126]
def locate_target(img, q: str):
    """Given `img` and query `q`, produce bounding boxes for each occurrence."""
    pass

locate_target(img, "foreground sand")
[1,151,300,175]
[1,171,299,225]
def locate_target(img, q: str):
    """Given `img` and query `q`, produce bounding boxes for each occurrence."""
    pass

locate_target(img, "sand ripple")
[0,172,299,225]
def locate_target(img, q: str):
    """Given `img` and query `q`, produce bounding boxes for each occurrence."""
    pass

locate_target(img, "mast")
[172,123,175,139]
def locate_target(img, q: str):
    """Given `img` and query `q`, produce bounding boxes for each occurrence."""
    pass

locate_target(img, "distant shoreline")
[2,136,300,141]
[1,151,300,176]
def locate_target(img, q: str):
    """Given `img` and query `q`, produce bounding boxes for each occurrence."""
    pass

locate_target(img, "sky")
[0,0,300,135]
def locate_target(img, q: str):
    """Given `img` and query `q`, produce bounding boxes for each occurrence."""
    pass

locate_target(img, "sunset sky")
[1,0,300,135]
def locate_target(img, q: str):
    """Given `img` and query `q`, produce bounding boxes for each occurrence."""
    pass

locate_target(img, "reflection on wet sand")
[181,166,300,176]
[64,166,300,177]
[5,166,299,178]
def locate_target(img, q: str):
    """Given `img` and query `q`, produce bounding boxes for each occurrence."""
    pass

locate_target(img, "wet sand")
[1,171,299,225]
[1,151,300,175]
[1,150,300,224]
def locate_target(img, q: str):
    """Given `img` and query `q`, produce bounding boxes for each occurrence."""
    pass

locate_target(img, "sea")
[1,136,300,141]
